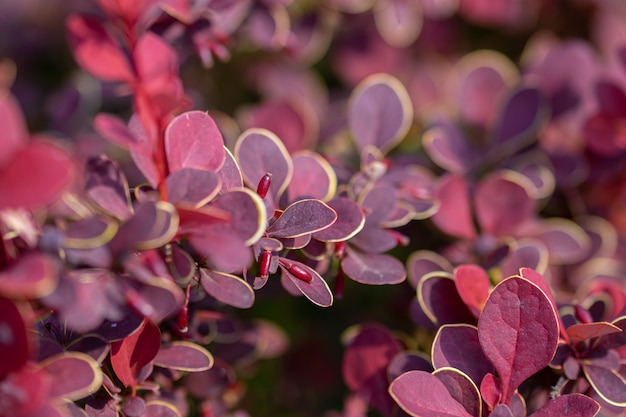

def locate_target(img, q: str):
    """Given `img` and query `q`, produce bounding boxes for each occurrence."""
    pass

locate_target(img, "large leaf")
[478,277,559,404]
[110,319,161,387]
[389,370,474,417]
[0,297,29,379]
[432,324,494,386]
[165,168,221,207]
[348,73,413,153]
[313,197,365,242]
[267,199,337,238]
[165,111,225,173]
[433,368,482,417]
[154,341,214,371]
[341,247,406,285]
[279,259,333,307]
[343,324,402,416]
[528,393,600,417]
[200,269,255,309]
[39,352,103,400]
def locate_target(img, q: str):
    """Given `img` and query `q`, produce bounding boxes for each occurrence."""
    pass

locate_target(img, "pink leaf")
[0,252,59,299]
[433,368,482,417]
[454,264,491,318]
[313,197,365,242]
[431,175,475,240]
[287,151,336,202]
[0,92,27,167]
[166,168,221,207]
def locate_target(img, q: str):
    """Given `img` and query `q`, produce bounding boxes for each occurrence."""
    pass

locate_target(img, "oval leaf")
[279,259,333,307]
[528,393,600,417]
[39,352,103,400]
[341,248,406,285]
[313,197,365,242]
[154,341,213,372]
[200,269,255,309]
[111,319,161,387]
[0,297,29,379]
[433,368,482,417]
[268,199,337,238]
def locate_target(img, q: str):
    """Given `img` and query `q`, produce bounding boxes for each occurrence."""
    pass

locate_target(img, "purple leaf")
[581,364,626,406]
[143,401,180,417]
[418,272,475,326]
[373,0,423,48]
[388,351,433,381]
[39,352,103,400]
[343,324,402,416]
[358,184,397,226]
[166,168,221,206]
[389,370,474,417]
[406,250,453,289]
[279,259,333,307]
[218,147,244,193]
[200,269,255,309]
[111,201,178,253]
[528,394,600,417]
[165,111,226,172]
[431,175,475,240]
[267,199,337,238]
[478,276,559,404]
[432,324,494,386]
[85,155,132,220]
[531,219,591,264]
[433,368,482,417]
[310,197,367,242]
[0,252,59,299]
[235,128,293,202]
[492,87,548,150]
[349,74,413,154]
[490,405,514,417]
[154,341,214,371]
[422,122,477,174]
[286,151,336,202]
[341,248,406,285]
[63,216,117,249]
[0,297,29,379]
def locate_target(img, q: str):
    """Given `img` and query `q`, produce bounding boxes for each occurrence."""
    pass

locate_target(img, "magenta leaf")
[432,325,494,386]
[39,352,103,400]
[373,0,423,48]
[165,111,226,173]
[418,272,475,326]
[348,74,412,154]
[93,113,138,148]
[0,92,27,167]
[454,264,491,318]
[492,86,548,150]
[341,248,406,285]
[153,341,213,371]
[0,252,59,299]
[433,368,482,417]
[267,199,337,238]
[422,121,477,174]
[85,155,132,220]
[389,370,474,417]
[478,276,560,404]
[166,168,221,207]
[406,250,453,289]
[204,188,266,245]
[581,363,626,406]
[110,319,161,387]
[0,297,29,379]
[313,197,365,241]
[200,269,255,309]
[218,147,244,193]
[279,259,333,307]
[528,394,600,417]
[343,324,402,416]
[480,372,502,410]
[430,174,475,240]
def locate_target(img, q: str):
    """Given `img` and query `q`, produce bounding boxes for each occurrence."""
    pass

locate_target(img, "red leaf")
[454,264,491,318]
[566,322,622,344]
[431,175,475,240]
[478,277,559,404]
[110,319,161,387]
[389,370,474,417]
[0,297,29,379]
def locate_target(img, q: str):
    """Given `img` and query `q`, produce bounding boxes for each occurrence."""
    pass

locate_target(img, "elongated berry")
[256,173,273,199]
[334,241,346,259]
[259,250,272,279]
[177,305,189,333]
[279,259,313,283]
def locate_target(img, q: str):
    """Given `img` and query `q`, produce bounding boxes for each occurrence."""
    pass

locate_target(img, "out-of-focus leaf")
[341,248,406,285]
[433,368,482,417]
[111,201,179,253]
[528,394,599,417]
[85,155,132,220]
[431,174,475,240]
[490,405,514,417]
[389,370,474,417]
[166,168,221,207]
[0,252,59,299]
[531,218,591,265]
[93,112,138,148]
[343,324,402,416]
[94,310,144,342]
[63,216,118,249]
[313,197,365,242]
[39,352,103,400]
[406,250,453,289]
[111,319,161,387]
[0,297,29,379]
[279,259,333,307]
[0,92,27,166]
[387,351,433,381]
[267,199,337,238]
[143,401,181,417]
[154,341,214,371]
[200,269,255,309]
[432,325,494,386]
[286,151,336,202]
[454,264,491,318]
[566,322,621,344]
[422,121,477,175]
[478,277,559,404]
[165,111,226,173]
[348,73,413,154]
[418,272,475,326]
[374,0,423,48]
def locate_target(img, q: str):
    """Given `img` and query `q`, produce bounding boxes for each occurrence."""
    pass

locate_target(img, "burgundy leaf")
[0,252,59,300]
[389,370,474,417]
[343,324,402,416]
[406,250,453,289]
[430,174,475,240]
[492,87,548,150]
[200,269,255,309]
[528,393,600,417]
[166,168,221,206]
[268,199,337,238]
[111,201,178,252]
[478,277,559,404]
[454,264,491,318]
[0,297,29,379]
[85,155,132,220]
[235,128,293,202]
[0,140,76,210]
[531,219,590,265]
[167,244,195,285]
[418,272,475,326]
[432,324,494,386]
[433,368,482,417]
[480,372,502,410]
[358,184,397,226]
[388,351,433,381]
[154,341,214,371]
[206,188,267,245]
[94,311,144,342]
[499,240,548,279]
[110,319,161,387]
[581,363,626,406]
[39,352,103,400]
[474,171,535,237]
[349,74,413,153]
[66,14,133,82]
[286,151,336,202]
[165,111,226,173]
[341,248,406,285]
[279,259,333,307]
[490,405,514,417]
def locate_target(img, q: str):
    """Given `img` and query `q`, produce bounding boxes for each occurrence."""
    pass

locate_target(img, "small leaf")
[267,199,337,238]
[348,73,413,154]
[528,393,600,417]
[478,277,559,404]
[39,352,103,400]
[165,111,226,173]
[582,363,626,406]
[430,174,475,240]
[218,147,244,193]
[406,250,453,289]
[490,405,514,417]
[279,259,333,307]
[154,341,214,371]
[200,269,255,309]
[313,197,365,242]
[166,168,221,207]
[389,370,474,417]
[341,247,406,285]
[111,319,161,387]
[143,401,181,417]
[454,264,491,318]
